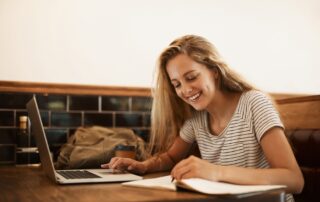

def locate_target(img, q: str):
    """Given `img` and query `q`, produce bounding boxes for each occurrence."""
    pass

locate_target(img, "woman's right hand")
[101,157,148,175]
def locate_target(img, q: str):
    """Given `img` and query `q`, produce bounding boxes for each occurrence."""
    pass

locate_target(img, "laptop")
[26,97,143,184]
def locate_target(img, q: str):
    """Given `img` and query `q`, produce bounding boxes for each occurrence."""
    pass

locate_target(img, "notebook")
[123,175,286,195]
[26,97,142,184]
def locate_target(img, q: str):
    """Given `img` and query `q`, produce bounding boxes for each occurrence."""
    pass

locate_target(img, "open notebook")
[123,175,286,195]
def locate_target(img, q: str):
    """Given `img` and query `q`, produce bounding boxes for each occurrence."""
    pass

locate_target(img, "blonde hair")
[149,35,255,155]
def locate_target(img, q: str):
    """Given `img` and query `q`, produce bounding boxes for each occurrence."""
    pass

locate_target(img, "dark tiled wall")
[0,92,152,166]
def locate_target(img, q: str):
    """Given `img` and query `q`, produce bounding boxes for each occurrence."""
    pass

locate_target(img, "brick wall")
[0,92,152,166]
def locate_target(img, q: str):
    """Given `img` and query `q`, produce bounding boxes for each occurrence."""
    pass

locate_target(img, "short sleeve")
[180,119,196,143]
[250,91,284,142]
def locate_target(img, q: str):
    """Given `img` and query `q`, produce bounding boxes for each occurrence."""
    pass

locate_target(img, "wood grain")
[0,80,151,96]
[0,80,309,98]
[276,95,320,129]
[0,166,285,202]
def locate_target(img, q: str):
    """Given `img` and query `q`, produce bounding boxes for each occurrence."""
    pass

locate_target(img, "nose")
[181,84,193,95]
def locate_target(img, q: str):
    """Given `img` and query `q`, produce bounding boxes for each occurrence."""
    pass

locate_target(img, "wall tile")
[0,111,14,126]
[132,97,152,112]
[19,132,37,148]
[0,93,33,109]
[0,145,15,162]
[143,113,151,127]
[0,129,16,144]
[36,94,67,110]
[29,152,40,164]
[16,152,40,165]
[40,111,49,127]
[133,129,150,142]
[70,95,99,111]
[16,129,29,148]
[115,113,143,127]
[30,133,37,147]
[102,96,129,111]
[51,112,82,127]
[16,152,28,165]
[84,113,113,127]
[45,129,68,145]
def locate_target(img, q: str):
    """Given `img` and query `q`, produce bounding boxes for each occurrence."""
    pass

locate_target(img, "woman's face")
[166,54,218,111]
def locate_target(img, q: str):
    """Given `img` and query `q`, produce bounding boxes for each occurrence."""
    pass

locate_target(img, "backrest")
[276,95,320,202]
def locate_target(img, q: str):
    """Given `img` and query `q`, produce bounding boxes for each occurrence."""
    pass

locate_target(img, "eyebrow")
[170,70,197,82]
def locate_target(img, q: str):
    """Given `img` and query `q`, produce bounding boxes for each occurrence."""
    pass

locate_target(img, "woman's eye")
[173,83,181,88]
[186,74,198,81]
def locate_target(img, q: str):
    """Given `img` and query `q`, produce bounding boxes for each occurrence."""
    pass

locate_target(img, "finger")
[171,158,190,176]
[174,156,196,170]
[109,157,123,169]
[179,169,195,179]
[101,157,121,168]
[100,163,110,168]
[172,163,191,181]
[111,158,136,170]
[108,157,121,166]
[174,168,190,181]
[110,158,127,170]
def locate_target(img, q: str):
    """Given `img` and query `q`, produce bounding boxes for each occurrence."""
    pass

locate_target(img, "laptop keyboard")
[57,170,102,179]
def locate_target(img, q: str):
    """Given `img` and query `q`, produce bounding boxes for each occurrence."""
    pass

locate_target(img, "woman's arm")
[222,127,304,193]
[144,136,193,173]
[103,136,192,174]
[171,127,304,193]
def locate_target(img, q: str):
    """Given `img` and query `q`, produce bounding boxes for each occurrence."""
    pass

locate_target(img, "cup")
[114,145,136,159]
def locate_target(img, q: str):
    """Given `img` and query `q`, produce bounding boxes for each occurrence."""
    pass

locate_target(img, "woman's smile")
[187,92,201,103]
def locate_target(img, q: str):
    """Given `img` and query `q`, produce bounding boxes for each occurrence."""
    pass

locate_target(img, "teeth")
[189,93,200,102]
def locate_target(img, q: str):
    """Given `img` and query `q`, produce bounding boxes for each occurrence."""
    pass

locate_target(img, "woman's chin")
[191,103,205,111]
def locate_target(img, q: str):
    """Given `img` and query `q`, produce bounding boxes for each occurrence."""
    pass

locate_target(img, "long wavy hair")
[148,35,255,155]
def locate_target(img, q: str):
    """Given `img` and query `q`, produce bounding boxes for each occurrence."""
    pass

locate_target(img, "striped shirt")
[180,90,293,202]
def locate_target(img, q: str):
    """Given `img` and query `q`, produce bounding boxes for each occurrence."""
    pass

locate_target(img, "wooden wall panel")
[276,96,320,130]
[0,81,151,97]
[0,81,307,99]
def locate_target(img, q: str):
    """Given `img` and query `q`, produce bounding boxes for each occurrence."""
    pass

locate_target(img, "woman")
[102,35,304,201]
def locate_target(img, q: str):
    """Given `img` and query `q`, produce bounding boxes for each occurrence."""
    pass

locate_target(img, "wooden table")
[0,166,285,202]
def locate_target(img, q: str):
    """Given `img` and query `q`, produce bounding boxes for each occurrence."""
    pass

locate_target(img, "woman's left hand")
[170,155,221,181]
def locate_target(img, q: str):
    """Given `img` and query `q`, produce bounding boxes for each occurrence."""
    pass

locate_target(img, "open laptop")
[26,96,142,184]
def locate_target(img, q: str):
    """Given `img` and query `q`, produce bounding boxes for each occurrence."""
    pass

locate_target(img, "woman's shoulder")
[241,90,271,104]
[239,90,277,117]
[242,89,266,98]
[185,110,207,126]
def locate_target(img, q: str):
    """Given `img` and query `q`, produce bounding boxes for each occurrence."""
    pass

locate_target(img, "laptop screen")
[27,97,58,182]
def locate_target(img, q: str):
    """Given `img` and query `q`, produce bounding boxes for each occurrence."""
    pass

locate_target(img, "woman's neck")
[206,91,242,127]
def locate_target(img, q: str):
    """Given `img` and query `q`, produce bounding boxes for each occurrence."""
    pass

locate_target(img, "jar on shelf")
[17,116,29,148]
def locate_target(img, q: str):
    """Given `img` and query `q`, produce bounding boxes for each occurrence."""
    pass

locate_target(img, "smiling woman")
[102,35,304,202]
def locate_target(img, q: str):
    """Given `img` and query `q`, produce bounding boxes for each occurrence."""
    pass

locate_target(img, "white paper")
[123,175,177,191]
[122,175,286,195]
[179,178,286,195]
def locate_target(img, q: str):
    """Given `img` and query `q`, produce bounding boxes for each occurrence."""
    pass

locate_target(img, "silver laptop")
[26,96,142,184]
